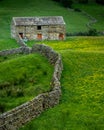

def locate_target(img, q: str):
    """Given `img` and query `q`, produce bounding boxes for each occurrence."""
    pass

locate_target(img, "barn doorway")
[19,33,24,39]
[37,34,42,40]
[59,33,64,40]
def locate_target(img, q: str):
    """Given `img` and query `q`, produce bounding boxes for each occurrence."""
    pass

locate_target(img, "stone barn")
[11,16,66,41]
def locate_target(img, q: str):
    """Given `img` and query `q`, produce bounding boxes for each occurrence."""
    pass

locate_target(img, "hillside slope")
[20,37,104,130]
[73,3,104,31]
[0,0,90,40]
[0,53,53,113]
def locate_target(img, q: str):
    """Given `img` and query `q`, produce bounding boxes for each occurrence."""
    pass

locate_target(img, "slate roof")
[13,16,65,26]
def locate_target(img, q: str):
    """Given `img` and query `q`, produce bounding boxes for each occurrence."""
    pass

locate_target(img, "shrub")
[88,28,98,36]
[66,31,88,36]
[66,29,99,36]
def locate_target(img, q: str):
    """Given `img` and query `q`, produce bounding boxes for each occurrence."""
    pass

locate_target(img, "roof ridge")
[12,16,65,26]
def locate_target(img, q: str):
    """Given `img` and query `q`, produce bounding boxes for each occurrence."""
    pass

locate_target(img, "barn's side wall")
[11,20,16,39]
[11,24,65,41]
[0,44,63,130]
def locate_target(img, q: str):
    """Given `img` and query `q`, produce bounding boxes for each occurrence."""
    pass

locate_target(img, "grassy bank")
[0,0,90,40]
[0,39,19,51]
[20,37,104,130]
[0,0,103,41]
[0,53,53,113]
[73,3,104,31]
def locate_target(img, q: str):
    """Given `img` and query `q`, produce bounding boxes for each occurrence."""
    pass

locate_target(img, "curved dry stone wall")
[0,44,63,130]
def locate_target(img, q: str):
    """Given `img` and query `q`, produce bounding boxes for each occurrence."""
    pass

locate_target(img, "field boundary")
[0,44,63,130]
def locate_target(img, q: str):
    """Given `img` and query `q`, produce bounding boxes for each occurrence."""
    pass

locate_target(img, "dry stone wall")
[0,44,63,130]
[0,47,31,56]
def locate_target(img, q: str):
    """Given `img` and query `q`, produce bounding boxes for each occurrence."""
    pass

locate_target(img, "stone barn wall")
[0,44,63,130]
[12,25,65,41]
[11,16,66,41]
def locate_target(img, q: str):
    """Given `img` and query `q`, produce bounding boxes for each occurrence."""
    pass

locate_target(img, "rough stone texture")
[11,16,66,41]
[17,34,27,47]
[0,47,31,56]
[0,44,63,130]
[32,44,59,65]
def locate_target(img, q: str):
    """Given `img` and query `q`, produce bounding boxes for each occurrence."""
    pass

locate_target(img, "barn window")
[37,26,41,30]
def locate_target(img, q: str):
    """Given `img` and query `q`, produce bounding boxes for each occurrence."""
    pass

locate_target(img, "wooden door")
[59,33,64,40]
[37,34,42,40]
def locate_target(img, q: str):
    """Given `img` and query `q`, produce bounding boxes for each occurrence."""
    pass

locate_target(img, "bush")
[66,31,88,36]
[88,28,98,36]
[66,29,99,36]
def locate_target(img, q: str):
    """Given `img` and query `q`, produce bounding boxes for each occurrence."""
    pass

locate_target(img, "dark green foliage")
[16,89,24,97]
[52,0,60,1]
[52,0,73,8]
[96,0,104,5]
[78,0,88,4]
[66,29,99,36]
[0,103,5,113]
[43,71,48,76]
[60,0,73,7]
[74,8,82,12]
[88,28,98,36]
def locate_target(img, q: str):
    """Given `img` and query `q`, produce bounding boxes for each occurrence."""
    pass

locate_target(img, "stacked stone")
[0,47,31,56]
[0,44,63,130]
[0,94,43,130]
[32,44,59,65]
[17,35,27,47]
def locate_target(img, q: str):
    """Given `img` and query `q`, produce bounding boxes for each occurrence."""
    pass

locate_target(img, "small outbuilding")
[11,16,66,41]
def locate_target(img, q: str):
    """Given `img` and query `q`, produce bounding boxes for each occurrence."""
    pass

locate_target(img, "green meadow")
[0,0,104,129]
[0,53,53,113]
[73,3,104,31]
[0,0,103,41]
[20,37,104,130]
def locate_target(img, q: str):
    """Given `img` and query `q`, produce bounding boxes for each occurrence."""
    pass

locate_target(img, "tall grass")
[0,53,53,113]
[0,39,19,51]
[20,37,104,130]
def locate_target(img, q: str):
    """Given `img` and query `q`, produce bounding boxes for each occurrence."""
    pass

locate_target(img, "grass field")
[0,39,19,51]
[20,37,104,130]
[73,3,104,31]
[0,0,104,129]
[0,53,53,113]
[0,0,93,40]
